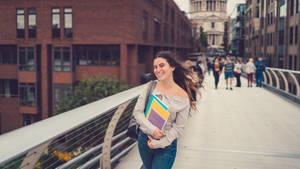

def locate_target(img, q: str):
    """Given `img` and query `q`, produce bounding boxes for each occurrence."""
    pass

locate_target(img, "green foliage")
[53,75,129,115]
[199,26,208,48]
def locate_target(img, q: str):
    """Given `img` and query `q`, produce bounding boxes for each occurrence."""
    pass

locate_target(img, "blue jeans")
[138,131,177,169]
[256,71,263,87]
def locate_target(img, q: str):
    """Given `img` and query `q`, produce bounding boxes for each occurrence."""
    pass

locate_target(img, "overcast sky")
[174,0,245,18]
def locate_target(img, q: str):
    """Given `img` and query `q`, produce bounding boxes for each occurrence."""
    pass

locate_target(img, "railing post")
[265,70,273,86]
[100,100,133,169]
[288,72,300,96]
[278,71,289,92]
[19,140,52,169]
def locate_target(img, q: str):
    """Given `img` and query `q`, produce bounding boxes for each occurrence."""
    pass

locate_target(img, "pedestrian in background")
[234,59,242,87]
[255,57,266,87]
[133,51,198,169]
[211,57,222,89]
[245,58,256,87]
[223,56,234,90]
[206,58,211,76]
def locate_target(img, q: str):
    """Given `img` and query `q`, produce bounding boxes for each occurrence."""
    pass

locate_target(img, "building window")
[256,7,259,18]
[0,79,18,98]
[19,83,36,107]
[53,47,71,72]
[53,84,71,106]
[165,3,169,20]
[291,0,295,16]
[163,23,169,43]
[64,8,72,38]
[290,27,294,44]
[0,45,17,64]
[154,18,161,42]
[52,8,60,38]
[16,9,25,38]
[289,55,293,69]
[19,47,35,71]
[142,11,148,41]
[279,30,284,45]
[211,22,215,28]
[296,0,299,13]
[295,26,298,44]
[74,45,120,66]
[23,115,31,126]
[28,8,36,38]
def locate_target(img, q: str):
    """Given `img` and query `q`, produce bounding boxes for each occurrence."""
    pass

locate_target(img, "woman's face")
[153,57,175,81]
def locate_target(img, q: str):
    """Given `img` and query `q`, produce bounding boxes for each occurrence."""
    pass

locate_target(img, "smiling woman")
[133,51,199,169]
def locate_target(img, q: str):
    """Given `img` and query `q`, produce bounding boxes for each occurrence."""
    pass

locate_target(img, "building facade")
[0,0,193,134]
[230,3,246,58]
[190,0,228,49]
[245,0,299,70]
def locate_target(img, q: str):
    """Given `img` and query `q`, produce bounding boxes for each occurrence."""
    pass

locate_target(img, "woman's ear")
[171,67,175,72]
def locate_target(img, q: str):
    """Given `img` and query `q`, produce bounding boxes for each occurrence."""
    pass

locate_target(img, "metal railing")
[0,84,146,169]
[241,66,300,101]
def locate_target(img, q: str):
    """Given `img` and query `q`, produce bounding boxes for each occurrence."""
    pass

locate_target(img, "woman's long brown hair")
[154,51,200,110]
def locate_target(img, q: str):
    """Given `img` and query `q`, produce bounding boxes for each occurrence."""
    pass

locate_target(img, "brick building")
[245,0,300,70]
[0,0,193,134]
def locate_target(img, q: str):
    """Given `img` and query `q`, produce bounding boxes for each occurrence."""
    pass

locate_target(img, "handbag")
[126,80,156,140]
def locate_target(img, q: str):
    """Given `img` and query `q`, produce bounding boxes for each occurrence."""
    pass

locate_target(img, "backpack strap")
[143,80,157,112]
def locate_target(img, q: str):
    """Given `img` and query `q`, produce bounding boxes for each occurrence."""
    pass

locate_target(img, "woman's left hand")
[147,136,154,149]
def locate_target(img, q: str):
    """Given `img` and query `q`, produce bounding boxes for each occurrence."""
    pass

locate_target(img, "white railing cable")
[0,84,146,167]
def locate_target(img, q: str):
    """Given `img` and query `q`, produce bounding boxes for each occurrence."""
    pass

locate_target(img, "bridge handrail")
[0,84,146,168]
[241,66,300,99]
[266,67,300,74]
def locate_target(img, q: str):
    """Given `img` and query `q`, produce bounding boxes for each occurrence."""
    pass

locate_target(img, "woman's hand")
[147,136,154,149]
[152,128,165,139]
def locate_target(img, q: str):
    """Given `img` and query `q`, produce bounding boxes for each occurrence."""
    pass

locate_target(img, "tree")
[53,75,129,115]
[199,27,208,51]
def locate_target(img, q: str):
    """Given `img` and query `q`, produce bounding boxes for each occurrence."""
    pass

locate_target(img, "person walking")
[211,57,222,89]
[223,56,234,90]
[234,59,242,87]
[133,51,198,169]
[245,58,256,87]
[255,57,266,87]
[206,58,211,76]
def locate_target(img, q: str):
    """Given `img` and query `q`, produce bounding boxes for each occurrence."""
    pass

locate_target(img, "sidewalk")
[116,75,300,169]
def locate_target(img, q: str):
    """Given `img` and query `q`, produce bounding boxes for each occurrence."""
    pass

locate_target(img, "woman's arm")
[150,103,190,149]
[133,84,157,136]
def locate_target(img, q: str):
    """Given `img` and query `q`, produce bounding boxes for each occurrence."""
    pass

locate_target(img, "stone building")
[190,0,228,50]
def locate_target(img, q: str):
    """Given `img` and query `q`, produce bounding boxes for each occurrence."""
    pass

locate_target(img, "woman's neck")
[158,77,176,90]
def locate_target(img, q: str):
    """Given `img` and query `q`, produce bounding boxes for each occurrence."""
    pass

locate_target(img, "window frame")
[18,47,36,71]
[53,46,71,72]
[16,9,25,38]
[19,82,36,107]
[64,7,73,38]
[53,84,72,106]
[52,8,61,38]
[28,8,36,38]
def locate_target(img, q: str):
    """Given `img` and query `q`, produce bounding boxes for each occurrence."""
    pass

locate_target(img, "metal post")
[100,100,132,169]
[19,140,52,169]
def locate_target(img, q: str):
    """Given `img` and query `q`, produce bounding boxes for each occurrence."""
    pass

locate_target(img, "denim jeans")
[138,131,177,169]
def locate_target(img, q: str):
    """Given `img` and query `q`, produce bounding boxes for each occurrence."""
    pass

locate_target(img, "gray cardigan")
[133,86,190,149]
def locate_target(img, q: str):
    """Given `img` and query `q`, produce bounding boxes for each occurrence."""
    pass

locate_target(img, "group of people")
[207,56,266,89]
[245,57,266,87]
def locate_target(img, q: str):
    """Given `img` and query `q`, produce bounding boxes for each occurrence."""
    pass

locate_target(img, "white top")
[133,87,190,149]
[246,62,256,74]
